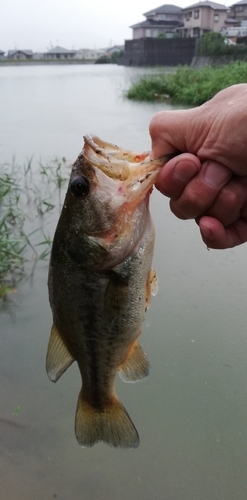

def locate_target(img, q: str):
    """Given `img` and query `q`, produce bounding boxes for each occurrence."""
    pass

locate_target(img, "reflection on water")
[1,64,247,500]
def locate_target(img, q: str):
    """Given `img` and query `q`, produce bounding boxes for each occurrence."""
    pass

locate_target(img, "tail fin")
[75,391,139,449]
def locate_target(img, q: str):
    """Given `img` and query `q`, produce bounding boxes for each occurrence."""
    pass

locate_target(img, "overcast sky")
[1,0,228,53]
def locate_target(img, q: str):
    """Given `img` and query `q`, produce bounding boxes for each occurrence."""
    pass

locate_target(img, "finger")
[149,108,200,158]
[169,160,232,220]
[199,216,247,249]
[155,154,201,198]
[205,178,247,226]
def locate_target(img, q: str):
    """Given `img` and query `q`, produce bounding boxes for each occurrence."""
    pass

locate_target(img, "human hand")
[149,84,247,249]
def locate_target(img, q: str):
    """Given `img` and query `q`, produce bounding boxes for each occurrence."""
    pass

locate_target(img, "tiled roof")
[184,1,227,10]
[144,4,183,16]
[231,0,247,5]
[46,46,76,54]
[8,50,33,56]
[131,19,183,28]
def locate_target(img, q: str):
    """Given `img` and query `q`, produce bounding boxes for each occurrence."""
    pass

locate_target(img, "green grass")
[0,158,69,297]
[127,62,247,106]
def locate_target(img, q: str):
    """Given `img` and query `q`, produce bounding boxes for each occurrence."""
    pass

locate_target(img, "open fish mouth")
[82,135,173,202]
[83,134,169,180]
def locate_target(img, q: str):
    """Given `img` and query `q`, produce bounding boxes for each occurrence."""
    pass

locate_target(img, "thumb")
[149,108,200,158]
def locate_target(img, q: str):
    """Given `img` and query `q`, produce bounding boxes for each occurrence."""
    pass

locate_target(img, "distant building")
[44,46,77,59]
[222,25,247,36]
[0,50,5,59]
[76,48,106,60]
[230,0,247,20]
[106,45,124,55]
[130,4,183,39]
[181,1,228,37]
[33,52,46,59]
[8,50,33,59]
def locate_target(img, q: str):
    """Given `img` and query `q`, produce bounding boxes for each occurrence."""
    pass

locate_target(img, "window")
[193,27,200,36]
[145,28,159,37]
[185,11,192,20]
[214,13,219,22]
[236,5,244,11]
[194,10,199,19]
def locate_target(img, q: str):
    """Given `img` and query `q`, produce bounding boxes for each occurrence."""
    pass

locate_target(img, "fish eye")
[70,176,90,198]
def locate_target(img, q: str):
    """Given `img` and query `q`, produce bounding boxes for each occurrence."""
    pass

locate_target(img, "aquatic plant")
[126,62,247,106]
[0,157,69,297]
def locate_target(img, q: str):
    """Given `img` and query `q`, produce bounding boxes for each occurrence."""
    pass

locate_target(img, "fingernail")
[202,162,231,188]
[200,224,212,239]
[173,160,198,182]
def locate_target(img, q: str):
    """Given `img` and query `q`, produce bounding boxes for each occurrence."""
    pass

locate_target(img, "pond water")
[1,64,247,500]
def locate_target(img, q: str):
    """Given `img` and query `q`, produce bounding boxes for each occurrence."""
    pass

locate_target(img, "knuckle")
[219,185,239,208]
[179,187,208,218]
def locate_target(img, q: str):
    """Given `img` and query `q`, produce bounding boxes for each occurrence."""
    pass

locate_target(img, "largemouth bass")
[46,135,168,448]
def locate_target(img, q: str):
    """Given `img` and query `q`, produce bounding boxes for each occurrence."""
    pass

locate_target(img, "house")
[130,4,183,39]
[221,1,247,39]
[7,50,33,59]
[44,46,77,59]
[221,24,247,37]
[76,48,106,60]
[0,50,5,59]
[181,1,228,37]
[230,0,247,20]
[106,45,124,56]
[33,52,46,59]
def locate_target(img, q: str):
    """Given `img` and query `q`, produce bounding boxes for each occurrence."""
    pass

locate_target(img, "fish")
[46,135,169,449]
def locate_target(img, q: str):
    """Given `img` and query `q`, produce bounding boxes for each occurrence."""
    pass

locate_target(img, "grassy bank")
[127,62,247,106]
[0,158,69,297]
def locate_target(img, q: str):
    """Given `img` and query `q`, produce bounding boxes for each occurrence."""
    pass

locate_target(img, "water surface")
[1,64,247,500]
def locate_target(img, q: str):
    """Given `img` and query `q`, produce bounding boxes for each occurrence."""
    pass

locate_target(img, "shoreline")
[0,59,96,66]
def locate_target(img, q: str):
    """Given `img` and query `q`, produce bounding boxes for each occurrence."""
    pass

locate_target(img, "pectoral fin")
[118,340,150,382]
[103,273,129,327]
[145,269,158,311]
[46,323,74,382]
[150,269,158,296]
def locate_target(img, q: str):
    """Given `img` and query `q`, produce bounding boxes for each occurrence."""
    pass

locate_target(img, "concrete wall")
[120,37,196,66]
[191,53,247,66]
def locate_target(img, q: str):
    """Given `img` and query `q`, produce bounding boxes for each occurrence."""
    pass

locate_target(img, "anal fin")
[46,323,74,382]
[118,341,150,383]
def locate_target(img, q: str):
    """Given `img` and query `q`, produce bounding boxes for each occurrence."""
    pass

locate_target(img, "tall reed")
[0,158,69,297]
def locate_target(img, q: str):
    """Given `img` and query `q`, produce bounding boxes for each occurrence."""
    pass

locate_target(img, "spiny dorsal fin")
[118,341,150,382]
[75,391,139,448]
[46,323,74,382]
